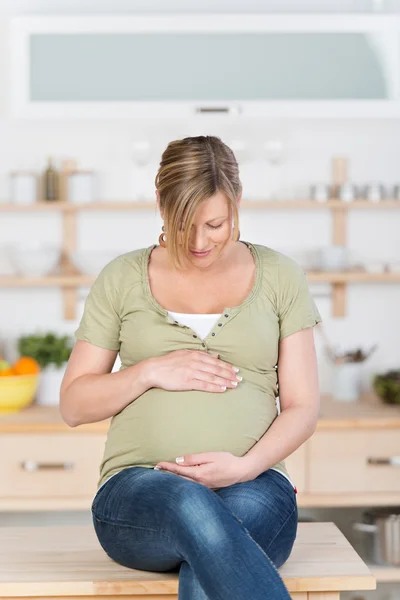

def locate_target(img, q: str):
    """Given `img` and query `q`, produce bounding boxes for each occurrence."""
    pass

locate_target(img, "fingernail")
[221,386,227,391]
[176,457,184,464]
[233,367,240,373]
[231,381,238,387]
[154,466,161,470]
[236,376,243,381]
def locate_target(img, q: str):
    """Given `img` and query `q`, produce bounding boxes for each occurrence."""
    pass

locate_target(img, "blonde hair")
[155,135,242,269]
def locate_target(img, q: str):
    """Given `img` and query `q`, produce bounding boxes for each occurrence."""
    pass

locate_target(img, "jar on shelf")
[10,171,38,205]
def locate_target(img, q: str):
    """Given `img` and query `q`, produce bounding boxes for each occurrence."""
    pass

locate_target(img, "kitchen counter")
[0,393,398,433]
[0,522,376,599]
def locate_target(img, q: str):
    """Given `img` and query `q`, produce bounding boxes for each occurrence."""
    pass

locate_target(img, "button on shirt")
[75,241,322,489]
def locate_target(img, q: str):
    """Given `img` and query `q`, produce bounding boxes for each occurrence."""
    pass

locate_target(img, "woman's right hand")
[144,350,242,393]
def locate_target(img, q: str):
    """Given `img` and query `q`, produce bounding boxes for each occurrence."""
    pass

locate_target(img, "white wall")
[0,0,399,394]
[2,0,400,14]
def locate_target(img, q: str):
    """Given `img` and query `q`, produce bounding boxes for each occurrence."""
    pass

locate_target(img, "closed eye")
[208,223,223,229]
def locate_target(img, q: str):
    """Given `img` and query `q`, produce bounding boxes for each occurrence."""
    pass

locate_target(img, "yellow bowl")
[0,374,39,413]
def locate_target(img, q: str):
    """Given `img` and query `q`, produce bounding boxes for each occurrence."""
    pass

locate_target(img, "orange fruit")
[0,368,16,376]
[12,357,40,375]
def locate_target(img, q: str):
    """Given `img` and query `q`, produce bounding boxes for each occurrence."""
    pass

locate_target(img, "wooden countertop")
[0,393,399,434]
[0,522,375,595]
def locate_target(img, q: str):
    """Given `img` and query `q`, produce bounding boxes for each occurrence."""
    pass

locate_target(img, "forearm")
[240,406,318,481]
[60,359,153,427]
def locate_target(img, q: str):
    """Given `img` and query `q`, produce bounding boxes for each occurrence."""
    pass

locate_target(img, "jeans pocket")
[91,473,119,514]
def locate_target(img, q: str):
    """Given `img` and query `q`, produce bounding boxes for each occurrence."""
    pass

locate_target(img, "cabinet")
[308,429,400,495]
[0,393,399,511]
[0,433,105,501]
[10,14,400,119]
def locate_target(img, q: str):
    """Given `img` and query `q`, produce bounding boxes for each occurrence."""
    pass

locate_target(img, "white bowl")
[0,246,16,275]
[363,260,385,273]
[8,244,61,276]
[316,246,350,272]
[70,250,120,276]
[387,261,400,273]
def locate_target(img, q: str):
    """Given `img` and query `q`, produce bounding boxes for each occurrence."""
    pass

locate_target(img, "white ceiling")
[1,0,400,15]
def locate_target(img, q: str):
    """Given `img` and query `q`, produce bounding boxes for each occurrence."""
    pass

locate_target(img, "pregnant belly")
[103,384,277,469]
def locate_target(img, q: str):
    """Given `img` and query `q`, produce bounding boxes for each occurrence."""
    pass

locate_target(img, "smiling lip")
[190,249,212,257]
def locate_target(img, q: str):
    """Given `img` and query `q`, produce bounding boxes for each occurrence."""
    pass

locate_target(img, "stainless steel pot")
[353,508,400,566]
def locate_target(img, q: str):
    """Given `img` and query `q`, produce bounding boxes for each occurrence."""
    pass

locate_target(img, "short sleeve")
[74,260,121,351]
[278,256,322,342]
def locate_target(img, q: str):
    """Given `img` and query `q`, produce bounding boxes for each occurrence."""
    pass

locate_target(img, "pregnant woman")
[60,135,322,600]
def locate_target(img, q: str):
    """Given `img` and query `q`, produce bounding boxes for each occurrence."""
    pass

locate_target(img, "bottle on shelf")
[43,157,60,202]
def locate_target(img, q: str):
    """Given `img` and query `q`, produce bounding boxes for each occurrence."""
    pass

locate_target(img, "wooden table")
[0,522,375,600]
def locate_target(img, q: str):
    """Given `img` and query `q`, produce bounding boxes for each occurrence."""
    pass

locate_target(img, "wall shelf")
[1,199,399,320]
[367,565,400,584]
[1,199,400,211]
[1,271,399,288]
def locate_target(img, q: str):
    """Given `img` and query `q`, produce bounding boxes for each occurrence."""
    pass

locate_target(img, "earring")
[159,224,167,247]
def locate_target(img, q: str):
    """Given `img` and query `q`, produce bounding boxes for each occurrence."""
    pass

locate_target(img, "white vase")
[36,364,66,406]
[332,362,362,403]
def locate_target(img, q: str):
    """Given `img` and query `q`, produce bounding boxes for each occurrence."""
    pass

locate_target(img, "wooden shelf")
[0,201,157,212]
[0,274,94,287]
[1,199,400,211]
[1,197,399,319]
[307,271,400,283]
[1,271,399,289]
[367,564,400,583]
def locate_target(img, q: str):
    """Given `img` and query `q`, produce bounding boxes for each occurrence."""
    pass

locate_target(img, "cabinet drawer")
[309,429,400,494]
[0,434,106,498]
[285,444,307,493]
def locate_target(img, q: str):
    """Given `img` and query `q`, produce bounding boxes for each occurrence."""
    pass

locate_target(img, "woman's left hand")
[155,452,253,489]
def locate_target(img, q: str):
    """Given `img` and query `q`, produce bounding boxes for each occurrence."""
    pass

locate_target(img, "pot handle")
[352,522,377,533]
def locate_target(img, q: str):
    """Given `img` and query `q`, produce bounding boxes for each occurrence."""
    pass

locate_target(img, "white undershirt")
[93,312,295,501]
[168,311,221,340]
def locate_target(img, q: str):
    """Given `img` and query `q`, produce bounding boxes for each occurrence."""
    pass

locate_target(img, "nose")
[189,227,209,251]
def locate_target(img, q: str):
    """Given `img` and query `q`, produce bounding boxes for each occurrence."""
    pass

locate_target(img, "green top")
[75,241,322,489]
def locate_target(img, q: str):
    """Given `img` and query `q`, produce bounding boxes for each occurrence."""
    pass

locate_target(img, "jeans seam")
[92,512,175,546]
[265,504,297,553]
[242,524,282,580]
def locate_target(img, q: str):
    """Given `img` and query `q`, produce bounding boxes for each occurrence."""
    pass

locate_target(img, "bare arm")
[60,340,152,427]
[60,342,239,428]
[240,327,320,480]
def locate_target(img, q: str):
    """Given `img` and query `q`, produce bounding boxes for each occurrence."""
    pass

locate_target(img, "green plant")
[17,332,73,369]
[373,369,400,405]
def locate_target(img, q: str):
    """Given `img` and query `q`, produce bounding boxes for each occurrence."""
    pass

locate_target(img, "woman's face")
[182,191,240,268]
[157,189,241,269]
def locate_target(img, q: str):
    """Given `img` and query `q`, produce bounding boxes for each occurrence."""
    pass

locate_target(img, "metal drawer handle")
[353,522,377,533]
[367,457,400,467]
[195,105,242,116]
[21,460,74,472]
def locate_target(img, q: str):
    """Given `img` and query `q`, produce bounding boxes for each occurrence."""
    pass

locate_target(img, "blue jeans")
[91,466,298,600]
